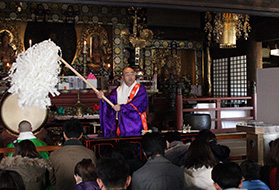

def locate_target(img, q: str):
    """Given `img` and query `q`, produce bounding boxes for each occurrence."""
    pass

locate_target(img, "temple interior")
[1,0,279,164]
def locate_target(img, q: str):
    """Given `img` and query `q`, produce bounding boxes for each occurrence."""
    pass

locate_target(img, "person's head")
[266,138,279,167]
[96,157,130,190]
[196,129,217,143]
[18,120,32,133]
[74,159,97,185]
[14,140,40,158]
[62,118,83,140]
[212,162,243,190]
[141,132,166,159]
[122,67,136,87]
[164,131,182,148]
[184,139,219,169]
[0,170,25,190]
[240,160,260,181]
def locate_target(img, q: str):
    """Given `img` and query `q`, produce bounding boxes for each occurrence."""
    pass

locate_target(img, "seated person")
[164,131,190,167]
[131,132,186,190]
[74,158,100,190]
[50,118,97,190]
[96,156,131,190]
[183,139,219,190]
[260,138,279,190]
[240,160,270,190]
[212,162,245,190]
[0,140,51,190]
[196,129,230,163]
[7,120,49,159]
[111,141,144,175]
[0,169,25,190]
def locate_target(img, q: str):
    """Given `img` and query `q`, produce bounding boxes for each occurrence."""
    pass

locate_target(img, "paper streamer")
[7,39,61,109]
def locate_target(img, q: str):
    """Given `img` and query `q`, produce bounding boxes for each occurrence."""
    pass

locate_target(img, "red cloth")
[269,167,278,190]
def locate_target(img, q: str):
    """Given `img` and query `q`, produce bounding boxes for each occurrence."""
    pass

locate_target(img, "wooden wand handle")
[59,57,114,107]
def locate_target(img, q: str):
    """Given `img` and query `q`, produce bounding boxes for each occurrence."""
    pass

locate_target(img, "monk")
[97,67,148,137]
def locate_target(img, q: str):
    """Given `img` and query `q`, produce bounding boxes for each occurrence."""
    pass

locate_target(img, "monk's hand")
[113,104,121,112]
[96,91,104,99]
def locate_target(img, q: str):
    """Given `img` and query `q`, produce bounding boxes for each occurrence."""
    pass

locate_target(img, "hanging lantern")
[204,12,251,48]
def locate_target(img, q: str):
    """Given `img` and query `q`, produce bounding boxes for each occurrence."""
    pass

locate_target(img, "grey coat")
[131,155,186,190]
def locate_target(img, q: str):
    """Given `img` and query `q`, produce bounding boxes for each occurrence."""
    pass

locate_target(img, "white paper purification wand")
[7,39,114,109]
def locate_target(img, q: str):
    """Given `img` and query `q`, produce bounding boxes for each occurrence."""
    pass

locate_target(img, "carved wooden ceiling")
[12,0,279,17]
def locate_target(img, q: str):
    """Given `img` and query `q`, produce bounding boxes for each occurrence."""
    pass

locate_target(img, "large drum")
[0,93,48,136]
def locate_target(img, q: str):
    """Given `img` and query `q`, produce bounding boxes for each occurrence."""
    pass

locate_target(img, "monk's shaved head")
[122,67,134,75]
[122,67,136,87]
[18,120,32,132]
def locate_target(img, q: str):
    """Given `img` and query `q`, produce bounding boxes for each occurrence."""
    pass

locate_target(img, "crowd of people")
[1,119,278,190]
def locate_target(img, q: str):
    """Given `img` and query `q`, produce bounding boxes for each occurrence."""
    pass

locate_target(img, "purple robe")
[99,85,148,137]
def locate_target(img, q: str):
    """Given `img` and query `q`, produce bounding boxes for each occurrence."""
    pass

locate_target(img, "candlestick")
[90,37,92,58]
[29,39,32,47]
[83,41,87,53]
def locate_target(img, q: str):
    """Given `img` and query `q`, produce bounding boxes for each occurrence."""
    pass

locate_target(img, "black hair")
[75,159,97,182]
[240,160,260,181]
[196,129,217,143]
[62,118,83,138]
[14,140,40,158]
[141,132,166,159]
[164,131,182,143]
[96,157,129,189]
[212,162,243,189]
[184,139,219,169]
[0,169,25,190]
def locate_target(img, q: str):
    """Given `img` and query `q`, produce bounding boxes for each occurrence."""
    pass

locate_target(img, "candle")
[29,39,32,47]
[83,41,87,53]
[7,63,9,67]
[90,37,92,58]
[107,63,111,68]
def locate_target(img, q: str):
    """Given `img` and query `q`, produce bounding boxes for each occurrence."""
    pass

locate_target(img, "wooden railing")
[0,145,61,157]
[176,92,257,132]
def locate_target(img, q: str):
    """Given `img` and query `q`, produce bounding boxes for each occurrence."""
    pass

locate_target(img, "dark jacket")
[74,181,100,190]
[210,141,230,163]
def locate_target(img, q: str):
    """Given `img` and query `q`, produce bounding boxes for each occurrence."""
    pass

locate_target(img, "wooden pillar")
[246,37,262,96]
[176,84,183,130]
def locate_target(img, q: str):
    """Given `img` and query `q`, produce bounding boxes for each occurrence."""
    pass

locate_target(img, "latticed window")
[213,58,228,97]
[213,55,247,103]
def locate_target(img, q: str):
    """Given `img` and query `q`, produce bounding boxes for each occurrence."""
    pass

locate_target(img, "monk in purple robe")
[97,67,148,137]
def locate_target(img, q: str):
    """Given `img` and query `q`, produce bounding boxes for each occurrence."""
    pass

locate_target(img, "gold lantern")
[204,12,251,48]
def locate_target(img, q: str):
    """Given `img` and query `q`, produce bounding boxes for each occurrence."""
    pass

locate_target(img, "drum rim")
[0,92,48,136]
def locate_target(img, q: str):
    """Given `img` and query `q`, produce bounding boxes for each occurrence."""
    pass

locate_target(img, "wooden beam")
[12,0,279,17]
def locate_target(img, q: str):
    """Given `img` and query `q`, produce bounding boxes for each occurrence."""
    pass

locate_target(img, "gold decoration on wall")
[0,21,23,54]
[152,49,181,80]
[204,12,251,48]
[76,24,112,71]
[120,7,153,49]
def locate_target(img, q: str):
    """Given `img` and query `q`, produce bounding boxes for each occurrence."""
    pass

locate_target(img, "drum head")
[0,93,48,136]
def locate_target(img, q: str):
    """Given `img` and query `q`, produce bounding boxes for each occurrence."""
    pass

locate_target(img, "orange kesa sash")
[116,83,148,136]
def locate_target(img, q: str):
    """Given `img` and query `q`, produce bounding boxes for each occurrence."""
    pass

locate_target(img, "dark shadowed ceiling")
[8,0,279,17]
